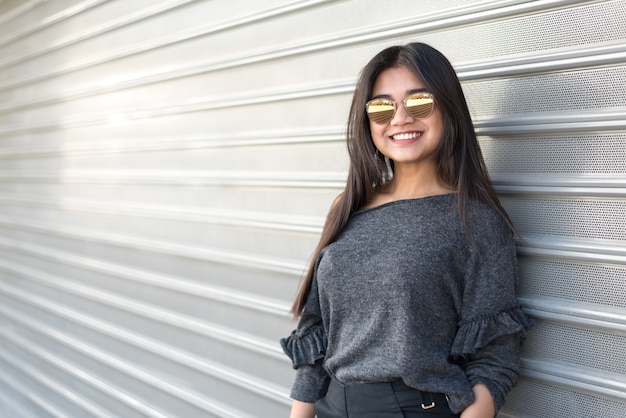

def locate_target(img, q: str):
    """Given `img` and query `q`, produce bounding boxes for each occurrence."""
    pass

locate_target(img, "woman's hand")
[289,400,315,418]
[460,383,495,418]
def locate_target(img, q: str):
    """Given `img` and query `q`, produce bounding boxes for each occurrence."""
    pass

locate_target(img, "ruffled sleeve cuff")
[290,361,330,402]
[280,326,327,368]
[451,306,532,357]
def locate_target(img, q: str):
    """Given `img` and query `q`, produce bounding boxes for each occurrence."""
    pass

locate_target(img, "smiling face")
[369,65,444,175]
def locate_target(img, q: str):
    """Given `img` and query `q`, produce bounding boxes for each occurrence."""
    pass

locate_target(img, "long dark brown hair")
[291,42,515,317]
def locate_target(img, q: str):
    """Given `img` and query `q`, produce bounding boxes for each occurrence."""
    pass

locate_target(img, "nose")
[390,102,414,125]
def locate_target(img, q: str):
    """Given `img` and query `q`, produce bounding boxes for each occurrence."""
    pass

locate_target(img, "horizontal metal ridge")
[0,235,292,317]
[0,214,304,276]
[5,167,626,198]
[0,258,287,362]
[0,0,46,27]
[521,358,626,402]
[0,304,257,418]
[493,175,626,198]
[517,236,626,265]
[0,0,336,70]
[0,128,344,158]
[0,208,623,269]
[2,81,624,136]
[494,175,626,188]
[475,110,626,135]
[0,277,289,412]
[520,296,626,336]
[0,285,291,412]
[0,0,198,67]
[0,0,345,93]
[0,0,108,47]
[2,226,623,332]
[0,169,347,188]
[0,372,66,418]
[0,325,165,418]
[0,81,354,134]
[0,0,592,99]
[0,193,324,233]
[458,41,626,80]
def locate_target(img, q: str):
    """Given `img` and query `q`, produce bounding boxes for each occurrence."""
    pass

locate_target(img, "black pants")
[315,375,459,418]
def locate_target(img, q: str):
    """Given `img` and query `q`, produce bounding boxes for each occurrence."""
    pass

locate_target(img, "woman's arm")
[289,400,315,418]
[460,383,495,418]
[451,215,531,414]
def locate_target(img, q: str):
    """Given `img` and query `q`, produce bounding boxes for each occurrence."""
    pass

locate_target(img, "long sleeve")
[280,256,330,402]
[449,218,532,413]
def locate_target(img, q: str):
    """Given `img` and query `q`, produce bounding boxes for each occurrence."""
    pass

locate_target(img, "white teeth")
[392,132,421,140]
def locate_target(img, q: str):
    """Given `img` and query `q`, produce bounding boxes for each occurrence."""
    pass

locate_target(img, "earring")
[384,156,393,181]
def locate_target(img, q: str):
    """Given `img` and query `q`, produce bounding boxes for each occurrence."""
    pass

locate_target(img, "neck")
[384,161,453,199]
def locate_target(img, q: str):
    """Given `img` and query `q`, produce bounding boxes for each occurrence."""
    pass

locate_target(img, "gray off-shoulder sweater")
[280,194,532,414]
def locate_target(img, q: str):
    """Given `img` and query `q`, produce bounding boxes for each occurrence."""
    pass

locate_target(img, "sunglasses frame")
[365,92,435,124]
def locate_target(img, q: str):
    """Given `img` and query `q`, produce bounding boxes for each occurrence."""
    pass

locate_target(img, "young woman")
[280,43,531,418]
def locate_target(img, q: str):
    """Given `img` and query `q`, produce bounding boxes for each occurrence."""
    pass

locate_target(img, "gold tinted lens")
[405,93,434,119]
[366,99,396,124]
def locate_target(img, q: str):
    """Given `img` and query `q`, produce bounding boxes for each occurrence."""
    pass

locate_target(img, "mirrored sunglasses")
[365,92,434,124]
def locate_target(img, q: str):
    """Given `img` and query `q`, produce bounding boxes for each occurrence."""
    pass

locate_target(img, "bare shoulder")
[361,183,394,209]
[362,192,393,209]
[330,193,343,210]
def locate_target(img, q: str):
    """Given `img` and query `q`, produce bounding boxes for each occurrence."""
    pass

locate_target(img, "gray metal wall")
[0,0,624,417]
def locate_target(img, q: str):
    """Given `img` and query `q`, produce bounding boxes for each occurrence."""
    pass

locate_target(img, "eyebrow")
[369,88,429,100]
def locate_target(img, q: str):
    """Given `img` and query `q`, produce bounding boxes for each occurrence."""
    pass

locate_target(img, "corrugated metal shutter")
[0,0,624,417]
